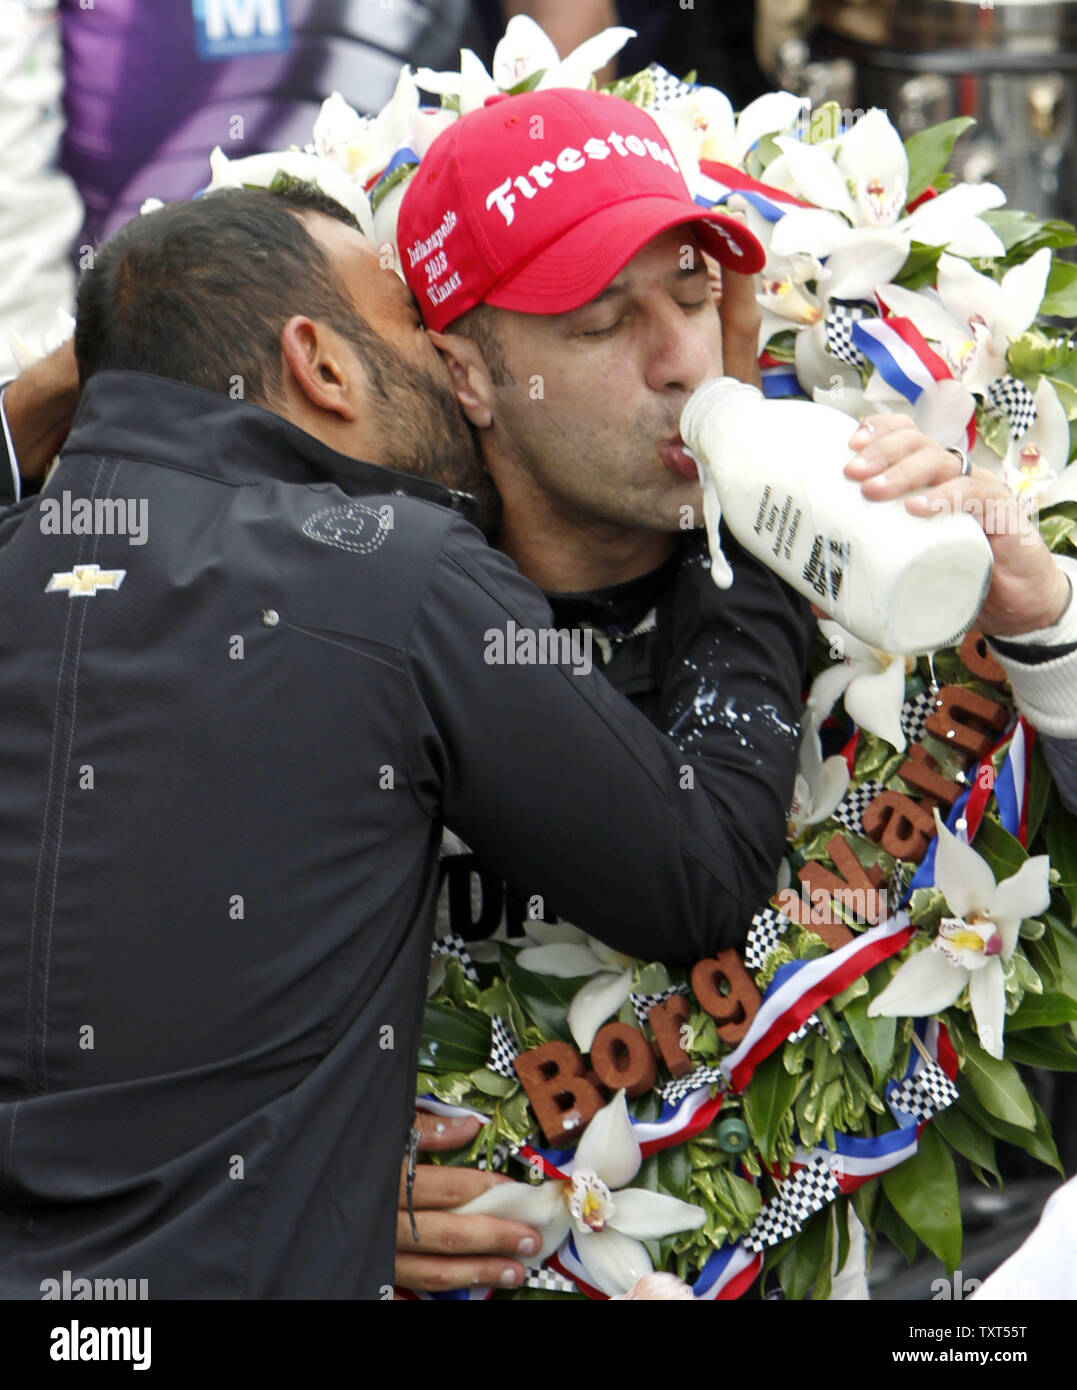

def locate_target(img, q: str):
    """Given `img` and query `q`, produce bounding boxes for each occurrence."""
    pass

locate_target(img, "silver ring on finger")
[947,446,972,477]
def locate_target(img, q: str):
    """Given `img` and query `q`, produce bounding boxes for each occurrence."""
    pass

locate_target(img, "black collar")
[63,371,480,522]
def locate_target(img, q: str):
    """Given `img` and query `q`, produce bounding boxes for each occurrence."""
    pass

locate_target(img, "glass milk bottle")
[679,378,994,655]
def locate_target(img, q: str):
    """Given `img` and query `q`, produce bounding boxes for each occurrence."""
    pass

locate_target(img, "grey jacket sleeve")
[403,518,803,963]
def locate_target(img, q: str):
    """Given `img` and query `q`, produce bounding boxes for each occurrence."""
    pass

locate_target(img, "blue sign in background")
[192,0,292,61]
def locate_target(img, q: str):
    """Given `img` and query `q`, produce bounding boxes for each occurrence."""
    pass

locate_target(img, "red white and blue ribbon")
[851,315,976,451]
[695,160,813,223]
[906,712,1033,900]
[517,1086,725,1181]
[851,315,950,403]
[720,914,915,1091]
[692,1241,764,1300]
[760,356,804,399]
[367,143,422,198]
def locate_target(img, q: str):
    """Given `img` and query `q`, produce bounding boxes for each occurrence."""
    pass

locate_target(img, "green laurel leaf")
[904,117,976,204]
[881,1124,962,1273]
[740,1052,798,1165]
[843,995,898,1091]
[960,1035,1037,1129]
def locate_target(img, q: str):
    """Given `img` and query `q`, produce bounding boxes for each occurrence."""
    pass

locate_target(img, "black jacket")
[0,372,808,1298]
[439,534,814,941]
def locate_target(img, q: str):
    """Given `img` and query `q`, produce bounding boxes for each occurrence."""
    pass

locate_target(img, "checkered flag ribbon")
[644,63,696,111]
[742,1155,842,1252]
[659,1065,727,1106]
[430,931,479,984]
[746,907,793,970]
[890,1060,959,1122]
[901,689,937,746]
[476,1141,517,1173]
[523,1266,579,1294]
[985,375,1038,441]
[786,1014,823,1043]
[832,780,886,837]
[630,983,689,1029]
[487,1013,520,1080]
[824,300,876,367]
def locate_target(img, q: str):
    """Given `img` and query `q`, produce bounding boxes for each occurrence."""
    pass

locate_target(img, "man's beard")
[365,347,501,538]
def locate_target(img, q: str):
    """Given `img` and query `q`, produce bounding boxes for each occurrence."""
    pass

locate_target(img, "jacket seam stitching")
[39,458,120,1092]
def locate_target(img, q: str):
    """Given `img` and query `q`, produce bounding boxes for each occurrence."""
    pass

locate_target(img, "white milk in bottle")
[679,378,994,655]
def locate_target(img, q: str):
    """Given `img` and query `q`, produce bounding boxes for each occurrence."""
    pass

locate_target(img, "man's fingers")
[399,1160,513,1208]
[412,1109,482,1151]
[903,475,1017,523]
[848,412,913,447]
[395,1207,541,1258]
[854,446,956,500]
[844,426,928,477]
[394,1253,526,1292]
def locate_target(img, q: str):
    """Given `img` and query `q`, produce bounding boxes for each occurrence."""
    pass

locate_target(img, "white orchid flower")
[773,109,909,229]
[877,249,1051,396]
[311,75,457,254]
[787,719,850,840]
[516,921,635,1053]
[451,1090,706,1296]
[662,86,806,170]
[415,46,498,116]
[416,17,634,115]
[311,71,450,190]
[807,620,911,753]
[1002,376,1077,511]
[765,107,1004,256]
[868,810,1050,1059]
[534,21,636,90]
[897,181,1006,260]
[207,146,374,239]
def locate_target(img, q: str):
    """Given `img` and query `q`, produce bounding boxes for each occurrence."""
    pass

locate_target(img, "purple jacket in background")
[59,0,479,246]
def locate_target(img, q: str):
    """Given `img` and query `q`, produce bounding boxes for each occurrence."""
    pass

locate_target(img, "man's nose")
[643,301,719,396]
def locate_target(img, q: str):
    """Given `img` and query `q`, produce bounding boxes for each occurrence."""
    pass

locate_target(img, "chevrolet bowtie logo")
[45,564,127,597]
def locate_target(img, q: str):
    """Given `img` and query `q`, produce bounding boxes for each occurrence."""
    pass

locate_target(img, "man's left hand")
[394,1111,541,1294]
[845,414,1071,637]
[706,200,763,389]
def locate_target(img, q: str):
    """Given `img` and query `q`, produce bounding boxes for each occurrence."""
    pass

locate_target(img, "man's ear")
[428,329,495,430]
[280,316,359,422]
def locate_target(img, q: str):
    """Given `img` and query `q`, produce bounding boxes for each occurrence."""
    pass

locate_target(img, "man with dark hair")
[0,184,808,1297]
[73,187,495,515]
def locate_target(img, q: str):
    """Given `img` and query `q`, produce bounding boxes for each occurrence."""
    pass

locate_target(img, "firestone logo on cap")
[482,129,683,228]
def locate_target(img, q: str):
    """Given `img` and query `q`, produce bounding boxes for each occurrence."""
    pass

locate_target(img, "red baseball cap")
[397,88,765,331]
